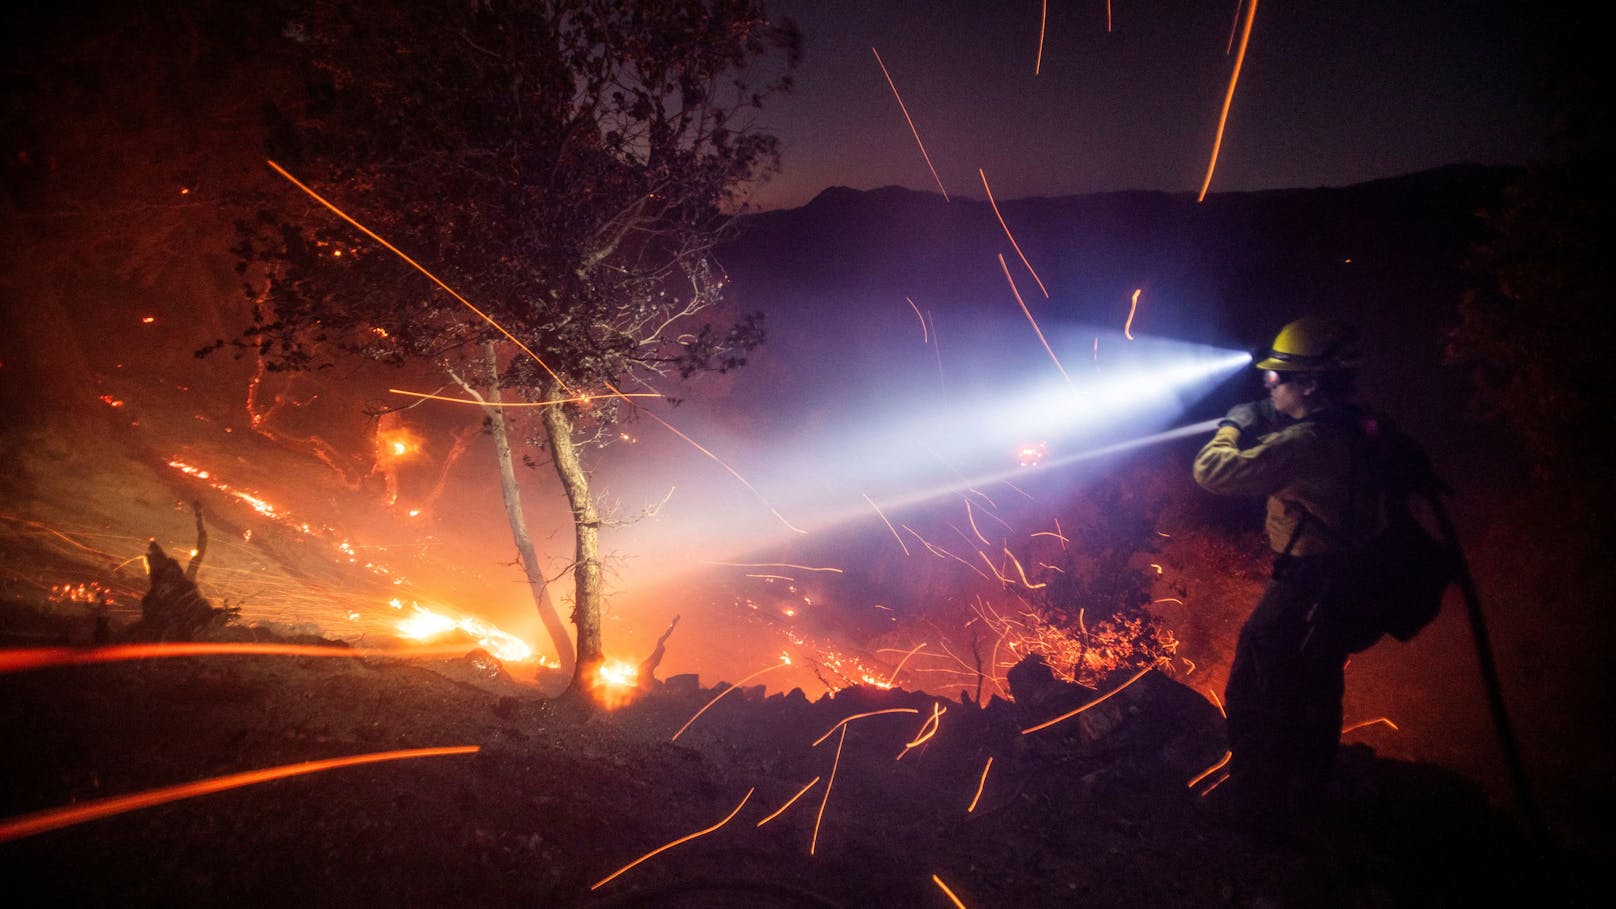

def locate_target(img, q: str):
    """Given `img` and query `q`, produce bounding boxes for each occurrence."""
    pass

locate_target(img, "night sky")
[748,0,1549,209]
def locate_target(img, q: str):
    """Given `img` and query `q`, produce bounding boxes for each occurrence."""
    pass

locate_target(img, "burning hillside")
[0,604,1575,907]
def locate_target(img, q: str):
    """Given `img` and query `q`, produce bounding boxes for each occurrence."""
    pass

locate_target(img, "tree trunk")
[481,343,575,677]
[539,378,605,693]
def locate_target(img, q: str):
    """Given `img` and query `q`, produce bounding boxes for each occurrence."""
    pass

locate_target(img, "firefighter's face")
[1265,370,1312,419]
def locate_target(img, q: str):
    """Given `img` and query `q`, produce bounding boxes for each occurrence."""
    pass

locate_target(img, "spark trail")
[1198,0,1260,202]
[872,48,950,200]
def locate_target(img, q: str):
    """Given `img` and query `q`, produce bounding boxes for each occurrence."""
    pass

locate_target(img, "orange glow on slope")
[966,756,994,812]
[1020,660,1165,734]
[266,160,574,395]
[590,788,754,890]
[980,168,1049,297]
[811,726,847,856]
[998,253,1072,385]
[0,746,478,843]
[1124,288,1141,339]
[755,777,822,828]
[871,47,950,201]
[1197,0,1260,202]
[0,642,474,675]
[670,658,791,741]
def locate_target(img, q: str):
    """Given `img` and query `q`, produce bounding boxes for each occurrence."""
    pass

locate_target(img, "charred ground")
[0,605,1588,908]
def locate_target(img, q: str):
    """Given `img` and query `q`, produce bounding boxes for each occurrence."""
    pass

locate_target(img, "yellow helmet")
[1255,318,1361,372]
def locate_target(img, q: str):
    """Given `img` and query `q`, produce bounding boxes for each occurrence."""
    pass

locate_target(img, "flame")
[378,428,420,461]
[394,603,539,664]
[593,659,640,710]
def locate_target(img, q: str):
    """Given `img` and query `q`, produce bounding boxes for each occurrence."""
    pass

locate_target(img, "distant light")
[141,316,156,324]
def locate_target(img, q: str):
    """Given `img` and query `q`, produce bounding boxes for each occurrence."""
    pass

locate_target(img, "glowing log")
[0,746,478,843]
[590,788,754,890]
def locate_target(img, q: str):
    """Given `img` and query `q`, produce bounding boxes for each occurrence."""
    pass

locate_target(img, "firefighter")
[1193,317,1381,820]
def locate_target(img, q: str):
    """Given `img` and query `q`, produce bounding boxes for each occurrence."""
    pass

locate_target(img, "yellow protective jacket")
[1192,408,1380,557]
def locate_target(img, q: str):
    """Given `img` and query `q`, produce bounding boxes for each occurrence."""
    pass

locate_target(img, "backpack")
[1352,415,1458,641]
[1287,411,1458,649]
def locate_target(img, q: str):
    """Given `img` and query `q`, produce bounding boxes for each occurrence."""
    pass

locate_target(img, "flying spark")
[811,726,847,855]
[1125,288,1141,339]
[388,388,658,408]
[756,777,822,828]
[1035,0,1047,75]
[980,168,1048,297]
[934,874,971,908]
[906,296,928,342]
[812,708,921,747]
[967,756,994,813]
[266,160,574,394]
[1187,750,1233,789]
[862,493,912,556]
[0,746,478,843]
[671,657,791,741]
[0,642,474,675]
[871,47,950,200]
[590,788,754,890]
[1021,659,1166,734]
[1198,0,1260,202]
[999,254,1071,385]
[884,642,928,688]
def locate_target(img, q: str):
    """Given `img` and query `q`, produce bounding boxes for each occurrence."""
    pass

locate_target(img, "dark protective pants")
[1224,554,1354,812]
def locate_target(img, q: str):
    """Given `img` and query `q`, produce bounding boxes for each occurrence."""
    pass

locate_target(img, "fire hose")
[1425,492,1548,842]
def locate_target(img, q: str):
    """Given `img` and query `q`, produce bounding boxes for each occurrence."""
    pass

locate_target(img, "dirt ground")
[0,603,1596,908]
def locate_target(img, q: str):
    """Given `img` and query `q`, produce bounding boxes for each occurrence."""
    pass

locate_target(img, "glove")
[1218,399,1285,444]
[1218,401,1264,434]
